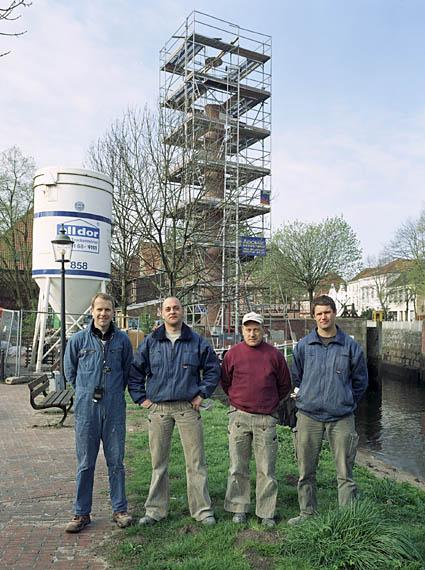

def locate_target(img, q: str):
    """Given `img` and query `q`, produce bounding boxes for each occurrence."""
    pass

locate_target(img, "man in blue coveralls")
[64,293,133,533]
[288,294,368,525]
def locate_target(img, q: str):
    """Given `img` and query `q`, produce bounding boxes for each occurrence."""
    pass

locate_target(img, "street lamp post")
[51,224,74,388]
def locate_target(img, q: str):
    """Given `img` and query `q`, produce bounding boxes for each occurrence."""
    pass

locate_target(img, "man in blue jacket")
[64,293,133,533]
[128,297,221,526]
[288,295,368,525]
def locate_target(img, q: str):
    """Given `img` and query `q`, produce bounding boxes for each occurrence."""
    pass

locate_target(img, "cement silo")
[32,167,113,372]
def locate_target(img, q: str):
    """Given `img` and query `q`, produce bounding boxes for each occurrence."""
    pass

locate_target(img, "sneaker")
[65,514,91,533]
[232,513,247,524]
[201,516,216,526]
[287,514,309,526]
[139,515,157,526]
[113,511,133,528]
[261,518,276,528]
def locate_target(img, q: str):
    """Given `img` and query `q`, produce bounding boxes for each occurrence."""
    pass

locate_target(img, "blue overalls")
[64,322,133,515]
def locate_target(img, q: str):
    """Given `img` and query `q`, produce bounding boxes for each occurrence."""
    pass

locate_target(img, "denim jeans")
[292,412,359,515]
[224,407,278,519]
[74,403,127,515]
[145,401,214,522]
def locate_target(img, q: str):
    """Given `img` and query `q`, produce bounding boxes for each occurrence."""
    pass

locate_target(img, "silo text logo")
[59,220,100,254]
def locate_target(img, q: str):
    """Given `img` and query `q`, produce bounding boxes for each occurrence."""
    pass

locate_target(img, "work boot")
[232,513,247,524]
[65,514,91,533]
[201,516,216,526]
[139,515,157,526]
[261,518,276,528]
[287,514,310,526]
[113,511,133,528]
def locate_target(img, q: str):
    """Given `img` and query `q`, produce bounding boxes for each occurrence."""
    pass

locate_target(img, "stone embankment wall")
[269,316,425,382]
[380,321,425,372]
[270,317,367,353]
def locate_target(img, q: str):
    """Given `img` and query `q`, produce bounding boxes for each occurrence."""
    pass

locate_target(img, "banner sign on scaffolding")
[241,236,267,257]
[260,191,270,205]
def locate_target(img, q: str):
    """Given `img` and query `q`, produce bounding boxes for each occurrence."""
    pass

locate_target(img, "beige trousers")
[145,401,214,522]
[292,412,359,516]
[224,407,279,519]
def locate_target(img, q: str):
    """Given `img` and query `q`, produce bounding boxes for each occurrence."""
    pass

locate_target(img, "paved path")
[0,382,121,570]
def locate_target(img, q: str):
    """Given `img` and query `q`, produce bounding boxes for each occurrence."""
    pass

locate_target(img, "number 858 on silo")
[70,261,88,270]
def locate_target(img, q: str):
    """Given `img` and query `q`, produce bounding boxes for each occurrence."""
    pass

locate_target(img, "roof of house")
[351,259,411,281]
[314,272,346,295]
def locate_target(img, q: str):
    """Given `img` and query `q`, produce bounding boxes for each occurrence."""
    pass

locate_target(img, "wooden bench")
[28,374,74,425]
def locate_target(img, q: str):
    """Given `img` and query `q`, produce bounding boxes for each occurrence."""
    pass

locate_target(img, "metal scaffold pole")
[160,11,272,344]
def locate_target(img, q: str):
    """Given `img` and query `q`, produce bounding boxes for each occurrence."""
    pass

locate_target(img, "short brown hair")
[311,295,336,317]
[91,292,115,309]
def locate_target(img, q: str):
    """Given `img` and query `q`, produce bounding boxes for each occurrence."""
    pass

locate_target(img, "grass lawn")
[105,399,425,570]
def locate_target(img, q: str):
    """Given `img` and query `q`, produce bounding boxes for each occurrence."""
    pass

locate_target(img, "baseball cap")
[242,312,264,326]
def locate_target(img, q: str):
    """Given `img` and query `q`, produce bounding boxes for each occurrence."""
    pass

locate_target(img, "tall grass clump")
[281,498,423,570]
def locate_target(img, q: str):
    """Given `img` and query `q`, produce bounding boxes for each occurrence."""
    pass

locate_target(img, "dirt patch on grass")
[95,530,147,568]
[234,529,280,570]
[176,524,202,535]
[244,550,273,570]
[234,529,279,548]
[126,409,149,432]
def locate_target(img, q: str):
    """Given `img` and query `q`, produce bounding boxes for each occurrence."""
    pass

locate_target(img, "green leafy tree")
[272,216,363,306]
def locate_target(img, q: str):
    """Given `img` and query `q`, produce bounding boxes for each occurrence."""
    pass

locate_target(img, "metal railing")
[0,308,21,379]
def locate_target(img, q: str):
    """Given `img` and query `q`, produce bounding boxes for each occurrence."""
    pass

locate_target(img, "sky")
[1,0,424,261]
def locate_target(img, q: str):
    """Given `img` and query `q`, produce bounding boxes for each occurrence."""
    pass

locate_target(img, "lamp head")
[51,224,74,262]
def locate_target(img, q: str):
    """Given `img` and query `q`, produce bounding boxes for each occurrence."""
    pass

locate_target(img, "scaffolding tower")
[160,11,271,343]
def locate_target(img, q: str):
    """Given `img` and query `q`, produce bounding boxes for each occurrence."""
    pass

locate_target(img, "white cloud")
[1,0,424,265]
[272,109,425,258]
[0,0,157,166]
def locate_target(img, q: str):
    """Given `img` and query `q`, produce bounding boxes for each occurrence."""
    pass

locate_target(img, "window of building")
[130,280,137,302]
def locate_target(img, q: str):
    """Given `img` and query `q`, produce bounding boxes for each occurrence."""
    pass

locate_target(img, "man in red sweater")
[220,312,291,527]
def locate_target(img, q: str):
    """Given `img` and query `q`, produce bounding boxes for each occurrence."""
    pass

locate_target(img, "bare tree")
[0,146,37,308]
[0,1,31,57]
[374,273,391,320]
[86,118,141,315]
[86,106,238,312]
[384,209,425,318]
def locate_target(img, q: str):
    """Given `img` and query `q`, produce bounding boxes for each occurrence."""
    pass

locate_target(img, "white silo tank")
[32,167,113,371]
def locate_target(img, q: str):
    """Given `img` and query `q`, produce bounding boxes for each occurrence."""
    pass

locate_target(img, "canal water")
[355,374,425,479]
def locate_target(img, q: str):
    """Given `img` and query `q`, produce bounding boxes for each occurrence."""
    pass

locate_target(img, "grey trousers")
[224,407,278,519]
[145,401,214,522]
[292,412,359,516]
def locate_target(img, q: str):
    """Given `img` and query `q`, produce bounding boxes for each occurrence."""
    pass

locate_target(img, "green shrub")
[281,498,423,569]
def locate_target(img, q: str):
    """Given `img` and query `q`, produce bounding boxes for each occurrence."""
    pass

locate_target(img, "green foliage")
[140,310,155,334]
[281,498,424,569]
[21,311,37,339]
[271,215,363,304]
[360,475,425,523]
[113,400,425,570]
[360,308,374,319]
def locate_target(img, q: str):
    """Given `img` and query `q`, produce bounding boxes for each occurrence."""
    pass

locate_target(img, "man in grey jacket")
[289,295,368,525]
[128,297,220,526]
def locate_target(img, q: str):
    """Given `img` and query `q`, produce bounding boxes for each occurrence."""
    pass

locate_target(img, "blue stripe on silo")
[33,211,111,224]
[32,269,110,279]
